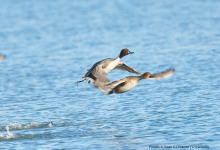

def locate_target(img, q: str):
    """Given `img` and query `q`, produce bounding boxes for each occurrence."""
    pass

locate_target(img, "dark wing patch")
[84,61,101,77]
[104,78,126,89]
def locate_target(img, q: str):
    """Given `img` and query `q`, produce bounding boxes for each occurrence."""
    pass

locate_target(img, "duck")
[0,55,5,63]
[105,68,175,95]
[75,48,143,91]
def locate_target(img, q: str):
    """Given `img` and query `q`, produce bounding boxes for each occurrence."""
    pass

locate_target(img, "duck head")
[141,72,151,79]
[119,48,134,58]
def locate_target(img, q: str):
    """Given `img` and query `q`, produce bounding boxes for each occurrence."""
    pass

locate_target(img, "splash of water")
[48,122,53,127]
[5,126,18,139]
[7,122,39,130]
[0,133,4,137]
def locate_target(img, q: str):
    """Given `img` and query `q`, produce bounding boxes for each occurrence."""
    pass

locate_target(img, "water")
[0,0,220,149]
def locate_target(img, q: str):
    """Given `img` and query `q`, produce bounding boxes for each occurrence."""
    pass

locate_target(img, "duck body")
[89,57,121,78]
[83,58,120,91]
[100,57,121,73]
[105,75,146,95]
[112,77,140,94]
[82,57,121,91]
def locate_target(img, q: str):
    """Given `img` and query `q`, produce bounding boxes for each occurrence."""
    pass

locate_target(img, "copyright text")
[149,145,209,149]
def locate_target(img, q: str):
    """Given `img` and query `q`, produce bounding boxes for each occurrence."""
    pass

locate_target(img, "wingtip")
[148,68,175,80]
[164,68,175,77]
[170,68,175,72]
[168,68,175,73]
[0,54,5,57]
[0,54,5,61]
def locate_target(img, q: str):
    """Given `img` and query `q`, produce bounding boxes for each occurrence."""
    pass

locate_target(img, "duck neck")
[135,76,142,83]
[118,51,125,59]
[140,75,145,80]
[115,56,121,61]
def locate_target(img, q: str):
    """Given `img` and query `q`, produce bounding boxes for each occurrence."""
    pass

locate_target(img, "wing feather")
[105,78,126,89]
[113,62,143,74]
[93,73,111,91]
[149,68,175,80]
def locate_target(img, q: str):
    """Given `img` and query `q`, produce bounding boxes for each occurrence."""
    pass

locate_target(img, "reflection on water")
[1,0,220,149]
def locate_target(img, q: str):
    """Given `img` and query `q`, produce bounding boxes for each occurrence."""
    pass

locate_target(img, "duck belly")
[116,82,137,93]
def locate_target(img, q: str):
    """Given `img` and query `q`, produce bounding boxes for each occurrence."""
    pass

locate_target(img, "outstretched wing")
[93,73,111,91]
[85,60,101,77]
[149,68,175,80]
[105,78,126,89]
[113,62,143,74]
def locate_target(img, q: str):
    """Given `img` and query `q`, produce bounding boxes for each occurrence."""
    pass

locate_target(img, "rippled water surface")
[1,0,220,149]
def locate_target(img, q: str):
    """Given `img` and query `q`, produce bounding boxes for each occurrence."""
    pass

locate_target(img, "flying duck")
[105,68,175,95]
[75,48,142,91]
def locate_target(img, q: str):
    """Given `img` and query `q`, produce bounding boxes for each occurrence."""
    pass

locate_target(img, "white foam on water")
[8,121,39,130]
[0,126,18,140]
[0,121,54,141]
[6,126,18,139]
[0,133,4,137]
[23,121,39,129]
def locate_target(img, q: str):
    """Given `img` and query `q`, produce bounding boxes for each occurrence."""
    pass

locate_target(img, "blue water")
[0,0,220,149]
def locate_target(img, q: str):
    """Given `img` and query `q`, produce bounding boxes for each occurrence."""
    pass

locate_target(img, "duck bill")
[128,51,134,54]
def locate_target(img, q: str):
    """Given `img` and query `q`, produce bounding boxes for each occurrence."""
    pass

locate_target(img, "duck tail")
[75,77,86,86]
[105,90,113,95]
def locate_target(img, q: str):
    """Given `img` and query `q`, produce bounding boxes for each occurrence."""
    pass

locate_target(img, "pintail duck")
[76,48,143,91]
[105,68,175,95]
[0,55,5,63]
